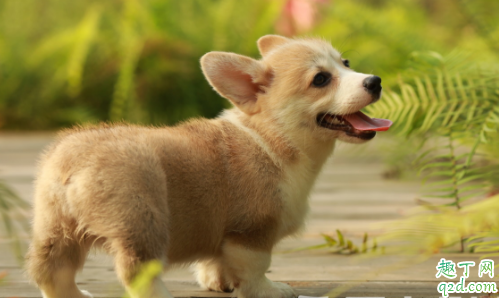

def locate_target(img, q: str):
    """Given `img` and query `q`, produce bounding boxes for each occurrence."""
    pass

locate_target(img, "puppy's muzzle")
[363,75,382,103]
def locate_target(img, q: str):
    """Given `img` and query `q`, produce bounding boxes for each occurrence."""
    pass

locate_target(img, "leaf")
[110,0,145,122]
[361,233,368,253]
[66,5,102,97]
[346,240,353,250]
[0,181,29,263]
[336,229,345,246]
[418,161,454,173]
[321,233,337,246]
[468,239,499,248]
[126,260,163,298]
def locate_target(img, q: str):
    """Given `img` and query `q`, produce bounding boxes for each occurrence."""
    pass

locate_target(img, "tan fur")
[26,35,382,298]
[257,35,290,57]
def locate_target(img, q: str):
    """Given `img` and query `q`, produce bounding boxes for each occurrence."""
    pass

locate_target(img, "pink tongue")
[343,111,393,131]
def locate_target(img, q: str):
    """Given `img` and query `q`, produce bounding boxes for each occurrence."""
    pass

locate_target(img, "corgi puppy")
[26,35,391,298]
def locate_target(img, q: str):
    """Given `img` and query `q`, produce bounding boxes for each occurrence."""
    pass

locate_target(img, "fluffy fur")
[26,35,381,298]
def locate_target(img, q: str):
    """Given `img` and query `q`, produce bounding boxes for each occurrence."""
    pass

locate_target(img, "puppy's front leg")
[223,242,296,298]
[195,257,233,293]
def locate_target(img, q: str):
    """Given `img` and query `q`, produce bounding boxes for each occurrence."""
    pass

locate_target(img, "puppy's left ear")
[201,52,269,115]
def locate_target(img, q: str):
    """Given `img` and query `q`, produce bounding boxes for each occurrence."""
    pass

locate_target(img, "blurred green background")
[1,0,498,130]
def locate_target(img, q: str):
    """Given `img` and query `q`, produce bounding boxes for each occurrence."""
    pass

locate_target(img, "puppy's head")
[201,35,391,145]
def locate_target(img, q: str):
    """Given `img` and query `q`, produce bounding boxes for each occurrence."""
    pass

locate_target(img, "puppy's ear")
[201,52,269,115]
[257,35,290,56]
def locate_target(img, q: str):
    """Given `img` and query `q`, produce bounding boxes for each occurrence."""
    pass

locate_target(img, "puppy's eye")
[342,59,350,68]
[312,72,331,87]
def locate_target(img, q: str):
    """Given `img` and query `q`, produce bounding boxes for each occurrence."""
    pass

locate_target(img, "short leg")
[111,239,173,298]
[124,275,174,298]
[26,236,93,298]
[39,267,93,298]
[223,242,296,298]
[195,257,233,292]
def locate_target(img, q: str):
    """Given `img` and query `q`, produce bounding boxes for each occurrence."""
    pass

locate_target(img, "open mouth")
[316,111,393,140]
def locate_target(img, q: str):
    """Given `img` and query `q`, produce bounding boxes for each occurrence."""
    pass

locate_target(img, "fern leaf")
[67,5,102,97]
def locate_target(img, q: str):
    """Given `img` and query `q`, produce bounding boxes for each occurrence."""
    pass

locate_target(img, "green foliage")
[380,194,499,255]
[293,230,382,255]
[366,51,499,207]
[0,0,284,129]
[351,4,499,256]
[1,0,499,129]
[123,260,164,298]
[366,52,499,253]
[0,180,29,262]
[367,52,499,137]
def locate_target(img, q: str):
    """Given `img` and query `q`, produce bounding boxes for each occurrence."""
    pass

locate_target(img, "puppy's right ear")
[201,52,269,115]
[257,35,290,56]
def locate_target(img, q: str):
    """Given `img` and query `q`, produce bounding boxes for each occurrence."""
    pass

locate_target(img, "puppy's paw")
[42,289,94,298]
[238,279,296,298]
[198,276,233,293]
[194,261,233,293]
[80,290,94,298]
[264,281,296,298]
[197,273,233,293]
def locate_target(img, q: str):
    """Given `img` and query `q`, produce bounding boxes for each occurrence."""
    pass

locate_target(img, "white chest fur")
[220,110,334,240]
[277,154,324,239]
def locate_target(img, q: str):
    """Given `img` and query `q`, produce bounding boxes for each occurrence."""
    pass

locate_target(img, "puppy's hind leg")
[110,236,173,298]
[101,194,172,298]
[26,228,93,298]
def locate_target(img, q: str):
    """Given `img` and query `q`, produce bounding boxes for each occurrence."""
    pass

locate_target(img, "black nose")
[363,75,382,95]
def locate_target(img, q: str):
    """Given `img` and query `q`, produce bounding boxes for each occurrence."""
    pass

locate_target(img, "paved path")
[0,133,492,297]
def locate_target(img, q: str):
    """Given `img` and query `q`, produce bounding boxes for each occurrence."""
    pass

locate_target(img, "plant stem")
[448,132,461,210]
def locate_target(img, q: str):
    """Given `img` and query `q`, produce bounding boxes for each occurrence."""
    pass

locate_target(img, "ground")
[0,133,493,298]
